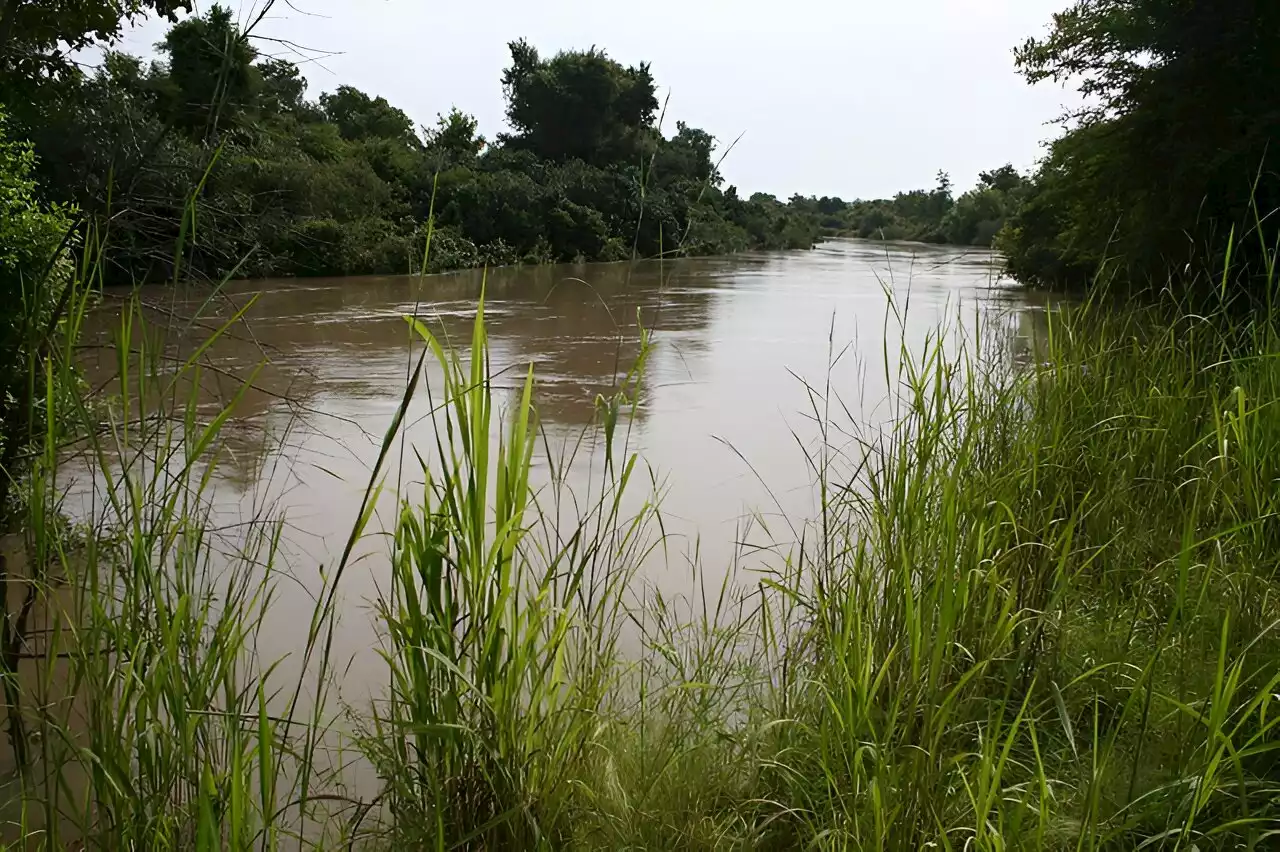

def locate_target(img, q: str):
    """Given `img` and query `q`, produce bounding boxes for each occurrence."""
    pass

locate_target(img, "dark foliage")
[0,9,827,283]
[999,0,1280,291]
[0,0,188,82]
[789,166,1032,249]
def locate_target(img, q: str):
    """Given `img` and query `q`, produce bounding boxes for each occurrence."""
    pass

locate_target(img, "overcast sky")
[112,0,1079,200]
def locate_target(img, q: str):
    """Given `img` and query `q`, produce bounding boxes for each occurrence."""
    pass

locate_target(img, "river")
[76,237,1046,703]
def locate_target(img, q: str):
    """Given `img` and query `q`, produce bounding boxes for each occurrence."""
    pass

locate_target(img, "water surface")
[80,238,1045,697]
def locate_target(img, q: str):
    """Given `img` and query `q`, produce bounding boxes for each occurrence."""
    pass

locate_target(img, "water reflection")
[85,258,724,434]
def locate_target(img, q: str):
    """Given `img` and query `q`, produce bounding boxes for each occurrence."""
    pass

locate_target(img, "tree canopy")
[0,8,841,283]
[0,0,188,81]
[1000,0,1280,290]
[320,86,418,145]
[159,4,257,137]
[500,39,659,166]
[0,0,1147,289]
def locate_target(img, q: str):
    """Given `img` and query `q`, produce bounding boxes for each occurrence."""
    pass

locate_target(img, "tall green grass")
[0,260,350,848]
[744,297,1280,849]
[355,277,1280,848]
[360,298,658,848]
[4,247,1280,850]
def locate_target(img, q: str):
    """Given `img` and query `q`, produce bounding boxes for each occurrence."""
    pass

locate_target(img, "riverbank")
[4,264,1279,848]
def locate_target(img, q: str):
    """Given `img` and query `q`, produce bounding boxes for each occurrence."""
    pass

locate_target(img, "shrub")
[0,110,75,488]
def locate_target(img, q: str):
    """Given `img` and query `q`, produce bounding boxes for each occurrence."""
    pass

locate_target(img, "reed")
[4,247,1279,850]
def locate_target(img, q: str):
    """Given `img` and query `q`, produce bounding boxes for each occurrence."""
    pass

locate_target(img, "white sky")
[111,0,1080,200]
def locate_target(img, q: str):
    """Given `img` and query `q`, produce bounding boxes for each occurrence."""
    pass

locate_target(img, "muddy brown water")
[66,237,1049,711]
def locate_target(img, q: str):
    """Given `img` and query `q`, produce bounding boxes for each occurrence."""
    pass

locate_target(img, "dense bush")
[0,7,827,284]
[0,109,75,517]
[998,0,1280,293]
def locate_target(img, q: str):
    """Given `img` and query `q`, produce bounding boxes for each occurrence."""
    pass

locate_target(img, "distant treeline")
[7,0,1268,292]
[0,4,1033,285]
[2,6,829,284]
[792,165,1032,249]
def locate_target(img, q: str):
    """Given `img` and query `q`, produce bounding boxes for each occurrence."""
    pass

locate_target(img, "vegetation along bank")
[0,0,1276,849]
[0,4,1040,285]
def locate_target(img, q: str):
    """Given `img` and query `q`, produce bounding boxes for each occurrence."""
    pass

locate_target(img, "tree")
[158,4,257,139]
[652,121,719,187]
[1005,0,1280,289]
[423,108,485,167]
[500,39,658,166]
[815,196,846,215]
[935,170,952,197]
[978,164,1024,195]
[0,0,188,83]
[257,57,308,116]
[0,107,73,468]
[886,172,953,243]
[944,187,1006,247]
[320,85,418,145]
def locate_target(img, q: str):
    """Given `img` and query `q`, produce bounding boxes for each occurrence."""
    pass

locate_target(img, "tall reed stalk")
[1,213,353,847]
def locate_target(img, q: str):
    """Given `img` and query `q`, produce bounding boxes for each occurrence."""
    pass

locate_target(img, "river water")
[78,238,1046,702]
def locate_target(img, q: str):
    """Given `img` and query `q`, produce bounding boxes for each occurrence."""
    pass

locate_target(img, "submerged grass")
[3,249,1280,849]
